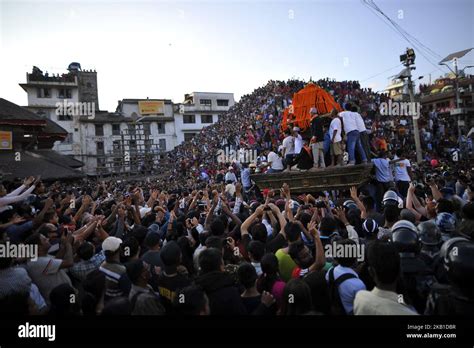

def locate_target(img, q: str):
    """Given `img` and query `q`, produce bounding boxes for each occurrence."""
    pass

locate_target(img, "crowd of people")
[1,78,473,316]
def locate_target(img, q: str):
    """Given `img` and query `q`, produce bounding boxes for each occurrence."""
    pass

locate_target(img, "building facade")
[174,92,235,144]
[20,64,235,176]
[420,74,474,134]
[20,64,98,156]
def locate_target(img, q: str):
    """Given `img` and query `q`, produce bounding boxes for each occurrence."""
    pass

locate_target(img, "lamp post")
[398,48,423,164]
[439,48,474,138]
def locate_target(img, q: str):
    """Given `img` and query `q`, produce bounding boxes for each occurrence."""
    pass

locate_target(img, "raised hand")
[11,216,26,225]
[261,291,276,307]
[281,182,290,199]
[23,176,35,186]
[350,186,358,200]
[335,206,349,225]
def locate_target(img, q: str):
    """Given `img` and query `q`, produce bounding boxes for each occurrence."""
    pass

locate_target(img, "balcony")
[24,72,78,87]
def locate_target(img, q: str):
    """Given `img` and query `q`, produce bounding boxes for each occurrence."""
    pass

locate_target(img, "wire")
[361,0,449,75]
[360,63,404,82]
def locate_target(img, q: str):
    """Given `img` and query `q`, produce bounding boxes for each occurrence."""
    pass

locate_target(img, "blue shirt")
[7,221,33,244]
[371,158,393,183]
[323,131,331,154]
[325,265,366,314]
[241,168,251,188]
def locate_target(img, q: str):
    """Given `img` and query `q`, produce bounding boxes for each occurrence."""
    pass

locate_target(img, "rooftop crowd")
[1,78,473,316]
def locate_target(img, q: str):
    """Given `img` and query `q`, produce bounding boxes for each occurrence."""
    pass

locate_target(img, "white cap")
[102,236,122,252]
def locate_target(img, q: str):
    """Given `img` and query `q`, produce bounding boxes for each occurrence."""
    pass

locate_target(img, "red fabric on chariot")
[281,83,342,131]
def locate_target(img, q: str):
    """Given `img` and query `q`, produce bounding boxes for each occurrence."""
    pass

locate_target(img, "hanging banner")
[0,131,12,150]
[138,101,164,115]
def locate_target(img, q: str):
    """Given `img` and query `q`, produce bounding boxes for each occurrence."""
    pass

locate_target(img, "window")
[128,124,136,135]
[96,141,104,155]
[145,139,151,151]
[58,114,72,121]
[201,115,213,124]
[95,124,104,136]
[37,88,51,98]
[184,133,196,142]
[129,140,137,150]
[87,82,92,88]
[217,99,229,106]
[112,141,121,153]
[159,139,166,151]
[183,115,195,124]
[199,99,212,106]
[112,124,121,136]
[142,123,151,135]
[157,123,165,134]
[58,89,72,99]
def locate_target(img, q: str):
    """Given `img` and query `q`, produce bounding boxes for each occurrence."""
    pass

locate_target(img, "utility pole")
[401,48,423,164]
[439,48,474,163]
[453,58,462,138]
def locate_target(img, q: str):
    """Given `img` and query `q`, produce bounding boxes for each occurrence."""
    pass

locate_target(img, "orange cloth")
[281,83,342,132]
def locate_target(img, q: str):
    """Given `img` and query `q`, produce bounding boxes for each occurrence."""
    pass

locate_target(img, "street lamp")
[439,48,474,137]
[396,48,423,164]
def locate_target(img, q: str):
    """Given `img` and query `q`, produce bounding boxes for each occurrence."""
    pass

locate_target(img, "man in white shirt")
[293,127,303,157]
[329,110,343,166]
[339,103,367,165]
[281,129,295,171]
[353,107,370,160]
[354,240,418,315]
[393,149,412,198]
[266,147,284,173]
[224,167,237,184]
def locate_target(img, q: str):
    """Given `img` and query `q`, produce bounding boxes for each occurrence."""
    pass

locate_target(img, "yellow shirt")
[275,249,297,282]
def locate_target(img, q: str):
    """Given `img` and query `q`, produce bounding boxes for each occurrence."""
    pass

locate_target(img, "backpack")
[327,267,357,315]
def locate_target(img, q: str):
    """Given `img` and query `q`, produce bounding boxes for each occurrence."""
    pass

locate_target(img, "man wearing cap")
[292,127,303,168]
[99,236,127,302]
[310,108,326,170]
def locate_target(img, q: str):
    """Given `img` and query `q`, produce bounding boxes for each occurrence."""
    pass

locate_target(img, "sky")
[0,0,473,112]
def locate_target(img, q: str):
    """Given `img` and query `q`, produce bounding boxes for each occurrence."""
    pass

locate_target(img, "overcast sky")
[1,0,473,111]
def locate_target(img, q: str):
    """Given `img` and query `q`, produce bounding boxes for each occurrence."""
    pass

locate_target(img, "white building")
[20,63,99,157]
[174,92,235,143]
[20,65,235,176]
[116,98,177,152]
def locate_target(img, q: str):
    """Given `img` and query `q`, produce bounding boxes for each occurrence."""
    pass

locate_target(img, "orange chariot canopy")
[281,83,342,132]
